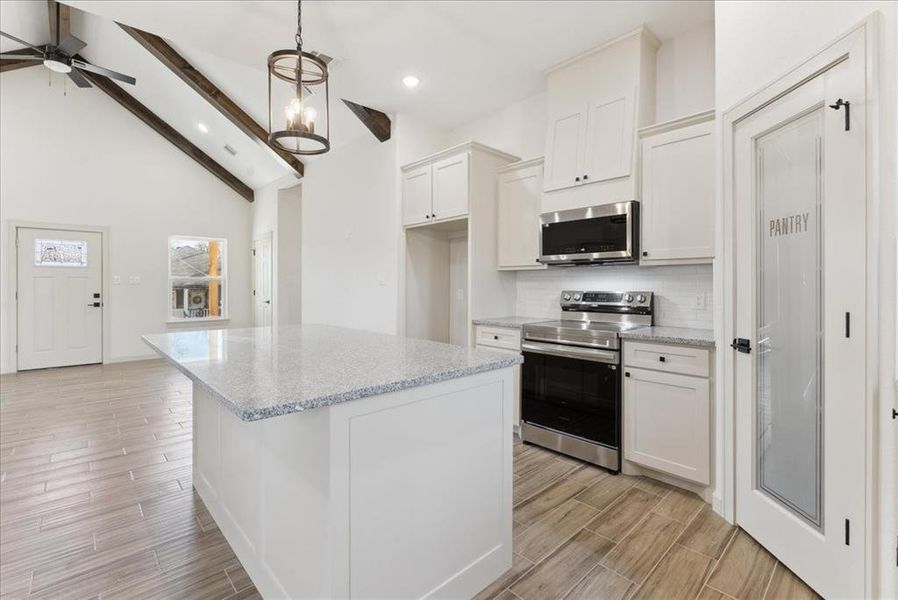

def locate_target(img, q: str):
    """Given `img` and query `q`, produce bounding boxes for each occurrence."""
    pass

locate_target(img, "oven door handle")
[521,341,619,365]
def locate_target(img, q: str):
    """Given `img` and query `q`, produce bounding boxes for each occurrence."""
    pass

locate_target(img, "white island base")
[192,368,514,599]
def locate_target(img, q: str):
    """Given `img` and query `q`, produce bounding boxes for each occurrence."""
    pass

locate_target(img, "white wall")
[517,265,713,329]
[301,135,399,334]
[655,22,715,122]
[0,67,254,372]
[715,2,897,596]
[447,93,547,161]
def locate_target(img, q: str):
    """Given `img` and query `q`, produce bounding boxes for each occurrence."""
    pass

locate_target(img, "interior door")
[432,152,469,221]
[543,102,587,192]
[253,233,272,327]
[17,227,103,370]
[733,37,866,598]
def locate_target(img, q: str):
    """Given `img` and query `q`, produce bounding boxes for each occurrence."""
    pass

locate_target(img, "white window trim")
[168,235,228,321]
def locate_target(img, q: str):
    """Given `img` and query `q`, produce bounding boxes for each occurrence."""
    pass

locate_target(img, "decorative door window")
[34,239,88,267]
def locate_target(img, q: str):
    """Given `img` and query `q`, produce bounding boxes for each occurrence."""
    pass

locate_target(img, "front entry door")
[733,31,866,599]
[17,227,103,370]
[252,233,272,327]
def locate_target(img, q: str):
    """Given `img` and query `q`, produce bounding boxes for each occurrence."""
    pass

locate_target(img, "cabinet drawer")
[623,341,709,377]
[475,326,521,351]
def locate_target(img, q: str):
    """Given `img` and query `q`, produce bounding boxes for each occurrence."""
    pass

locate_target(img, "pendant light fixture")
[267,0,330,155]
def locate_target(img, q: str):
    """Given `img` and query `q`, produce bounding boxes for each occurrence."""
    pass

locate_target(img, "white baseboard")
[104,353,161,365]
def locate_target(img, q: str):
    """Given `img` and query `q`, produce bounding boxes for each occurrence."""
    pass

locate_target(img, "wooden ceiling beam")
[0,49,42,74]
[117,23,304,179]
[48,0,70,46]
[342,99,391,143]
[79,63,254,202]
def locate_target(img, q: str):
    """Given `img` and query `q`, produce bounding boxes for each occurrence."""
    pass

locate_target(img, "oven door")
[539,201,638,264]
[521,341,620,450]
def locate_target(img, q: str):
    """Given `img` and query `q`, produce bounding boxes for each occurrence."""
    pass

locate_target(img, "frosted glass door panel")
[755,109,823,529]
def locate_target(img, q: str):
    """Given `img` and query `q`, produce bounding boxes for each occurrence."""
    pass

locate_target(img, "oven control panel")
[560,290,653,311]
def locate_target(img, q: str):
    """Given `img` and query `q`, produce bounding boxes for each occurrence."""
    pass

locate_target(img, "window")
[168,237,227,320]
[34,239,88,267]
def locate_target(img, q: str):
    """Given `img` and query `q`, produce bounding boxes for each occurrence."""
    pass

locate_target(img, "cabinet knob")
[659,356,666,362]
[431,213,436,218]
[642,251,648,257]
[493,335,499,340]
[625,372,630,378]
[583,174,589,180]
[425,214,430,219]
[575,176,580,182]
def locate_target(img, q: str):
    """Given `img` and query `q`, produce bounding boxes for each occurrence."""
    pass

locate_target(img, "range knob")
[572,293,582,301]
[636,294,647,303]
[624,294,634,303]
[562,293,572,301]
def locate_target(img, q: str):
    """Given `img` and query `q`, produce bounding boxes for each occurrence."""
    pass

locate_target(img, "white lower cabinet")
[475,325,522,430]
[623,342,711,485]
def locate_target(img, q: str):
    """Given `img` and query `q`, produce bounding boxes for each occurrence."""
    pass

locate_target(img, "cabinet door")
[583,94,634,183]
[402,164,433,226]
[497,164,546,270]
[432,152,469,220]
[544,103,587,192]
[623,367,710,485]
[640,120,714,262]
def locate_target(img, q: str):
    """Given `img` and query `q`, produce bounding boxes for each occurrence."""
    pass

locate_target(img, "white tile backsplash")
[516,264,713,329]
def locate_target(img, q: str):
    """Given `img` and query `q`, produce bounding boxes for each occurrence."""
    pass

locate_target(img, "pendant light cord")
[295,0,303,52]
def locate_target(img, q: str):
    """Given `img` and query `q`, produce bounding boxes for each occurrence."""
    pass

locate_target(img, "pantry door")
[731,27,867,599]
[17,227,104,370]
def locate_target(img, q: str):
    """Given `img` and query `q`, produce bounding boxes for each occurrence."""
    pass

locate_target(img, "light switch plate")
[693,293,706,310]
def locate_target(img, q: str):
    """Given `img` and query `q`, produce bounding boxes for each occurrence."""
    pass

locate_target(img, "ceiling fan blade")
[0,30,44,53]
[72,59,135,85]
[0,53,42,61]
[67,68,91,88]
[56,34,86,57]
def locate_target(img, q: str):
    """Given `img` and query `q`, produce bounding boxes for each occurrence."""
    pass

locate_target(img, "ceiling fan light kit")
[267,0,330,156]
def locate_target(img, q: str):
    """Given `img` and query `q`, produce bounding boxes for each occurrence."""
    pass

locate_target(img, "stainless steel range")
[521,290,654,472]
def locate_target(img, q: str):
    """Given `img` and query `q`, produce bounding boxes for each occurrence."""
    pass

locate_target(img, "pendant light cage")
[267,0,330,155]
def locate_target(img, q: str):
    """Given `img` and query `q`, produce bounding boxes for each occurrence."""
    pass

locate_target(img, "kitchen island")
[143,325,520,600]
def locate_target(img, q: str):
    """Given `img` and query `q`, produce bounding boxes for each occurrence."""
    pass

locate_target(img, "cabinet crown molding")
[544,26,660,75]
[495,156,544,174]
[400,141,520,172]
[638,109,715,138]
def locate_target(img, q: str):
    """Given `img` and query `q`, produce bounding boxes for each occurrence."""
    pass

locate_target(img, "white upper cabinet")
[542,29,657,213]
[639,110,715,264]
[544,105,587,192]
[401,142,518,229]
[584,94,634,182]
[402,164,433,226]
[497,158,546,270]
[432,152,470,220]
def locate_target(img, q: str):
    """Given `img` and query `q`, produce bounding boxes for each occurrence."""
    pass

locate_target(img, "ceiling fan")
[0,10,135,88]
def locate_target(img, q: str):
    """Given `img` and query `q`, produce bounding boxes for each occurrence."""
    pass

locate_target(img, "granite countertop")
[472,316,551,329]
[619,326,716,348]
[142,325,522,422]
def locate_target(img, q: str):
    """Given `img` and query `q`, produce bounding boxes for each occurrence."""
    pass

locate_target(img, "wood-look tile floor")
[0,360,821,600]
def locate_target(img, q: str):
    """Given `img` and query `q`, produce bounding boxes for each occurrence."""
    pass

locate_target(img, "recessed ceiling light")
[197,122,209,133]
[402,75,420,89]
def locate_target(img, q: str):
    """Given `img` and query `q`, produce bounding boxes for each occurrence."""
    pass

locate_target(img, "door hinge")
[252,249,256,256]
[829,98,851,131]
[253,290,256,296]
[845,518,850,546]
[731,338,751,354]
[845,312,850,338]
[892,408,897,420]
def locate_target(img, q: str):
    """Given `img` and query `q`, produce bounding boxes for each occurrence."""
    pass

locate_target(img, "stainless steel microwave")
[539,201,640,266]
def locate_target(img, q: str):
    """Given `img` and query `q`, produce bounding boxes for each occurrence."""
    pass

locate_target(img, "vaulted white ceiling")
[1,1,714,189]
